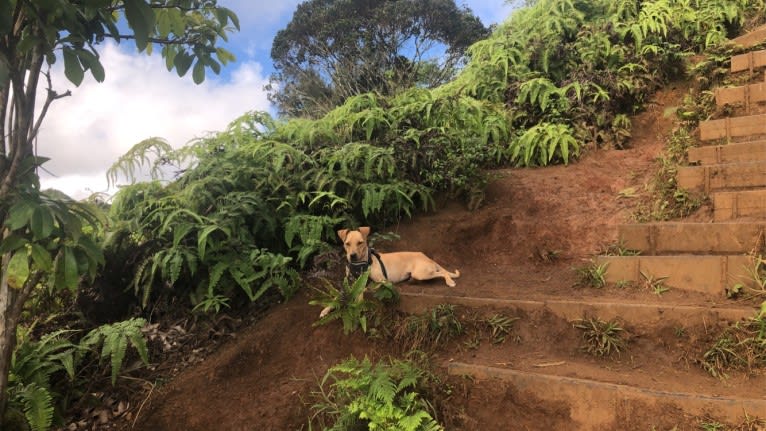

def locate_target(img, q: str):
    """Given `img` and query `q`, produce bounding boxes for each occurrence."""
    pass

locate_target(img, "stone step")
[715,81,766,110]
[595,255,755,296]
[448,362,766,430]
[731,25,766,50]
[699,113,766,141]
[677,160,766,193]
[731,49,766,73]
[714,189,766,221]
[398,292,756,327]
[687,140,766,165]
[618,222,766,255]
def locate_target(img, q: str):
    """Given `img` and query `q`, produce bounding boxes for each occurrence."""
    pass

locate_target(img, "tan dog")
[338,227,460,286]
[319,226,460,317]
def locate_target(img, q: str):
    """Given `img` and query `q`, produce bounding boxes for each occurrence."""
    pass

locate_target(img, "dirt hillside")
[131,84,697,430]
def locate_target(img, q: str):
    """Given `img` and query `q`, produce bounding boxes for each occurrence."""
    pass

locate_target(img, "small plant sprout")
[394,304,464,351]
[602,240,641,256]
[615,279,635,289]
[484,314,519,344]
[640,270,670,296]
[733,255,766,299]
[573,317,626,357]
[701,302,766,378]
[698,420,725,431]
[575,260,609,288]
[192,292,231,314]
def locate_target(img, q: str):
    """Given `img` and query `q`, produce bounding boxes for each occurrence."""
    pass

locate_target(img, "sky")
[37,1,516,199]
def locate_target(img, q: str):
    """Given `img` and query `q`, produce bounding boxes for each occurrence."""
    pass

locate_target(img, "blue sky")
[38,1,516,198]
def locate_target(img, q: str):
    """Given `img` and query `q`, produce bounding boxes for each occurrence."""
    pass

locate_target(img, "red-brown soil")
[127,84,757,430]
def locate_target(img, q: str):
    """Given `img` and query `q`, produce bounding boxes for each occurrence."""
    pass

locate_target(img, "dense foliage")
[108,0,766,316]
[310,357,443,430]
[0,0,238,427]
[267,0,490,118]
[6,1,766,426]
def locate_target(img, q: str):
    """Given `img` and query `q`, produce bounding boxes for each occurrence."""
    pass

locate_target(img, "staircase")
[398,27,766,429]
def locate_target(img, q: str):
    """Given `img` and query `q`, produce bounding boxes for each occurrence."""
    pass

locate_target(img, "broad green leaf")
[63,246,79,291]
[156,9,171,37]
[0,233,28,254]
[163,45,178,71]
[223,7,240,30]
[192,59,205,84]
[174,51,193,76]
[76,235,105,266]
[6,199,35,229]
[78,49,105,82]
[30,206,55,240]
[0,0,12,36]
[168,8,185,34]
[7,251,29,289]
[62,47,84,86]
[123,0,155,51]
[29,243,53,271]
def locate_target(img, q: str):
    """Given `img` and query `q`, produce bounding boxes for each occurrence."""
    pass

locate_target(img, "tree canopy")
[267,0,490,118]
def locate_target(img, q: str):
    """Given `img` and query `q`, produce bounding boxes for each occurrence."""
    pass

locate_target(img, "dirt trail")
[133,84,712,430]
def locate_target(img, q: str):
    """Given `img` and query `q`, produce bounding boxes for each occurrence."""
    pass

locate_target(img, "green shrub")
[310,357,443,431]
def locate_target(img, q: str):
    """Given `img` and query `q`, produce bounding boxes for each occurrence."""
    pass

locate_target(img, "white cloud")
[37,42,271,199]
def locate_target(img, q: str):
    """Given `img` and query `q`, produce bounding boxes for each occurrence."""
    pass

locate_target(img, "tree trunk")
[0,253,16,419]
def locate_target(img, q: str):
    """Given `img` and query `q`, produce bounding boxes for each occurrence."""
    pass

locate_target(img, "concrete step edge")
[448,362,766,427]
[398,292,756,326]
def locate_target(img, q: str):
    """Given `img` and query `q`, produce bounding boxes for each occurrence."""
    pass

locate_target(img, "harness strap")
[347,248,388,281]
[370,249,388,280]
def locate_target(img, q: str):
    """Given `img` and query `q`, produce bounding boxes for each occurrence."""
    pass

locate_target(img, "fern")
[106,137,177,187]
[80,318,149,385]
[510,122,580,167]
[18,383,55,431]
[312,357,444,431]
[516,77,569,113]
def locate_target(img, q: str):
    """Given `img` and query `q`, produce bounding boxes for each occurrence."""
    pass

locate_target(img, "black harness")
[347,249,388,281]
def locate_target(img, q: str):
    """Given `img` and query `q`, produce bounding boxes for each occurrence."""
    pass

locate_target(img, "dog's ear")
[337,229,349,242]
[358,226,371,240]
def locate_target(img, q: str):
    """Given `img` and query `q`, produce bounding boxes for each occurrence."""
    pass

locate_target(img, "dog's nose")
[350,252,359,260]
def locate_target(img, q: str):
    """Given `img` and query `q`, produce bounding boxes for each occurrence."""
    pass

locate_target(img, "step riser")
[688,141,766,165]
[714,191,766,221]
[731,25,766,49]
[678,163,766,192]
[449,363,766,431]
[731,49,766,73]
[596,255,755,296]
[619,223,766,254]
[699,114,766,141]
[716,82,766,108]
[399,293,754,327]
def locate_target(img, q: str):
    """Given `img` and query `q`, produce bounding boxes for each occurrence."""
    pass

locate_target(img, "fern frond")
[20,383,54,431]
[106,137,177,187]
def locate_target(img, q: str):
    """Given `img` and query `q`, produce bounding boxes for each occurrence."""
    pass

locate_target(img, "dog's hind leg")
[412,265,460,287]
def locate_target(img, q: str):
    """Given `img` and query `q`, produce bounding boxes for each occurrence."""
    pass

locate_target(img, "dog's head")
[337,227,370,263]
